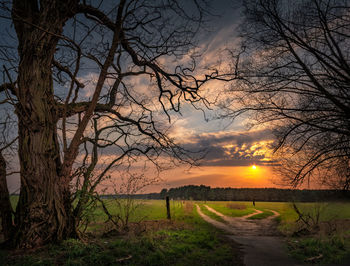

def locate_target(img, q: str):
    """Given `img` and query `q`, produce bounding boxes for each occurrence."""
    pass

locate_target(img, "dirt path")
[204,205,262,221]
[204,204,280,236]
[196,204,302,266]
[195,204,236,233]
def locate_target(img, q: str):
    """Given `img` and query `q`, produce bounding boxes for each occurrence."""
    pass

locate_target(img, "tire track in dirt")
[204,204,280,236]
[195,204,236,233]
[196,204,302,266]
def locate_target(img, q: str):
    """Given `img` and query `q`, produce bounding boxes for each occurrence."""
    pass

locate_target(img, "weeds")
[288,234,349,264]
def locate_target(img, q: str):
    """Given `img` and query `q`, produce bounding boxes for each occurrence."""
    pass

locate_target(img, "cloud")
[182,129,278,167]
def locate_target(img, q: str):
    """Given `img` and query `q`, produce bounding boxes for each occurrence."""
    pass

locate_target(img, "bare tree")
[226,0,350,188]
[70,116,161,236]
[0,0,218,248]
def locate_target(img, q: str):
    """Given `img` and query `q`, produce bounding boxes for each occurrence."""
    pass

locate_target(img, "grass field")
[2,198,350,265]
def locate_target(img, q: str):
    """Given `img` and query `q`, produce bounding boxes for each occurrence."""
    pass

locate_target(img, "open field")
[2,198,350,265]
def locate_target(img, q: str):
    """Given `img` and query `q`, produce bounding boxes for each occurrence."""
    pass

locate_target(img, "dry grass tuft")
[226,203,246,210]
[184,201,194,214]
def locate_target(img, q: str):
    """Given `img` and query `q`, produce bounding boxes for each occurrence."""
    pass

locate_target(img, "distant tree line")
[112,185,350,202]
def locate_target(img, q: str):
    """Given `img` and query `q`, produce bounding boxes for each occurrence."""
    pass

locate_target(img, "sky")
[96,0,289,193]
[137,1,284,192]
[2,0,307,194]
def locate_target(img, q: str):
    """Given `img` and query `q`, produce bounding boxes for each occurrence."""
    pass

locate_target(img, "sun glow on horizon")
[251,165,257,170]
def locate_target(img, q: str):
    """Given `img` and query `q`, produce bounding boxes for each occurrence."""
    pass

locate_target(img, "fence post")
[166,196,171,220]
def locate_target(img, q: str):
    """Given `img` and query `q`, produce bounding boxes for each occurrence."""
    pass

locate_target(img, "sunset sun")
[251,165,257,170]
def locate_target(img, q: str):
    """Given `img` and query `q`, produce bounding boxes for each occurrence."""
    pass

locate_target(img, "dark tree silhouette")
[227,0,350,188]
[144,185,350,202]
[0,0,218,248]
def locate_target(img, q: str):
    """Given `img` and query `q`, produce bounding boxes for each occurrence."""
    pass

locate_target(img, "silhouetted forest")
[108,185,350,202]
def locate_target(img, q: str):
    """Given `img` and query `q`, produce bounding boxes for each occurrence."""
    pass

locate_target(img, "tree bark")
[11,0,77,248]
[0,152,14,241]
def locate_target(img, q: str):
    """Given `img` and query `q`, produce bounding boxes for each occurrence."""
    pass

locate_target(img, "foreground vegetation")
[1,200,243,266]
[2,198,350,265]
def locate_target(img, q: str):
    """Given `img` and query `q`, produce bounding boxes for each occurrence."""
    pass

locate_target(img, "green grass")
[287,234,350,265]
[88,199,171,223]
[5,228,239,266]
[204,201,256,217]
[10,195,18,210]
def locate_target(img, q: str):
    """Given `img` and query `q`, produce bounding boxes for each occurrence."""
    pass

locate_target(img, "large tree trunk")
[14,115,74,248]
[0,152,14,241]
[12,0,77,248]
